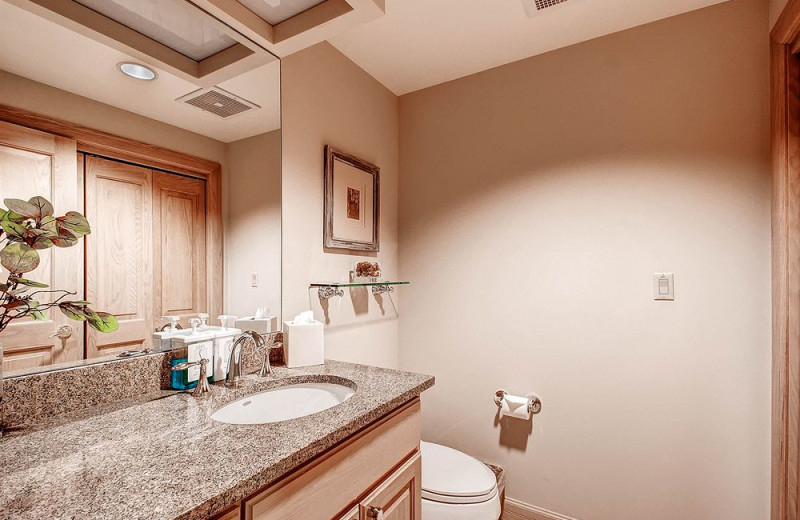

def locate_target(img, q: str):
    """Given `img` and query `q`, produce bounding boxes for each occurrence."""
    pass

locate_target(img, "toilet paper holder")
[494,389,542,415]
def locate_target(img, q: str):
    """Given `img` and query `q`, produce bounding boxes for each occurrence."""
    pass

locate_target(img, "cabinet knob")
[367,506,384,519]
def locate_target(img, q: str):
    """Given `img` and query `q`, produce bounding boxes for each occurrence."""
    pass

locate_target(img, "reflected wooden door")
[152,172,206,329]
[85,156,153,358]
[0,121,83,371]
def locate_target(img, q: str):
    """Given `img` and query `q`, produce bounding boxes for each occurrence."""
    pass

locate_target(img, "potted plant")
[0,196,118,336]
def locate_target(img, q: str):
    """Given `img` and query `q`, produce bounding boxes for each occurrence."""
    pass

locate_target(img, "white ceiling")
[0,1,281,143]
[329,0,733,95]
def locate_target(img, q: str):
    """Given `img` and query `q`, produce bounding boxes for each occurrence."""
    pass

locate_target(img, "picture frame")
[324,145,380,251]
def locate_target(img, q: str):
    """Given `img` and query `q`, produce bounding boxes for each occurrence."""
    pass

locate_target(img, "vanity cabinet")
[238,400,421,520]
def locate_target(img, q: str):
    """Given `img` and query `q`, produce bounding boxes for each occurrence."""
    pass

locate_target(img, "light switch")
[251,272,259,287]
[653,273,674,301]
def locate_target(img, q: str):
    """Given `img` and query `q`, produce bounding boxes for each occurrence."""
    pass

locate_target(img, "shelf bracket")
[371,284,394,296]
[318,286,344,300]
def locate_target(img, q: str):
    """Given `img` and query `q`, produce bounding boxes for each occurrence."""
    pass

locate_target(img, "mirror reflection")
[0,0,281,377]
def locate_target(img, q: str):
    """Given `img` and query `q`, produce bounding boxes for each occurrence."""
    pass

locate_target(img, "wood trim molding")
[0,104,219,178]
[0,104,224,341]
[773,0,800,44]
[772,3,800,519]
[503,498,579,520]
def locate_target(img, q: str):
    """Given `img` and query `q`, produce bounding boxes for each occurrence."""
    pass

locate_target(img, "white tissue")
[501,394,531,420]
[292,310,315,324]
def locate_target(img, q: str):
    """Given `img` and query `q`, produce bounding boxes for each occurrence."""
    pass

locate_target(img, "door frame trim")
[0,103,223,332]
[772,2,800,519]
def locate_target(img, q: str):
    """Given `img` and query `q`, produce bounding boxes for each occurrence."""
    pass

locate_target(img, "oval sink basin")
[211,382,356,425]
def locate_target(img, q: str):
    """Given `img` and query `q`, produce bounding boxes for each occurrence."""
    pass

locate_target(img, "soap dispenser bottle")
[170,318,215,389]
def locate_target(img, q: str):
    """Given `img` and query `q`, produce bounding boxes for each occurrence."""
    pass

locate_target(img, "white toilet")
[420,441,502,520]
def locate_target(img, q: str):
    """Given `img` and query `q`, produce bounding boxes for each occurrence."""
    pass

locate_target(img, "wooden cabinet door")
[0,121,83,371]
[360,453,421,520]
[85,156,153,357]
[152,171,206,329]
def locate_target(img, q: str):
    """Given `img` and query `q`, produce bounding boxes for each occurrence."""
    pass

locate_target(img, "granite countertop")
[0,360,434,520]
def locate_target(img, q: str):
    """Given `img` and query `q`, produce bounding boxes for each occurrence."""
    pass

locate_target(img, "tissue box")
[234,316,277,334]
[283,320,324,368]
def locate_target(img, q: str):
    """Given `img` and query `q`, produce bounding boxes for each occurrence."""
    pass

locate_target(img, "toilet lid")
[420,441,498,505]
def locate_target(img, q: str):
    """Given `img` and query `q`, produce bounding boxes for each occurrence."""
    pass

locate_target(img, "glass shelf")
[310,281,410,288]
[310,281,409,299]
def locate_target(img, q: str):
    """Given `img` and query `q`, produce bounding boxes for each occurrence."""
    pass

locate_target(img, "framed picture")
[324,145,380,251]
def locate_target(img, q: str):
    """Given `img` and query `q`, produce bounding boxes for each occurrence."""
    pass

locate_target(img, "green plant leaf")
[4,198,40,219]
[86,310,118,333]
[58,303,86,321]
[30,310,47,321]
[31,237,54,250]
[1,220,27,241]
[0,242,40,274]
[2,209,26,223]
[28,196,54,218]
[2,300,26,310]
[51,228,78,248]
[58,211,91,237]
[8,277,48,288]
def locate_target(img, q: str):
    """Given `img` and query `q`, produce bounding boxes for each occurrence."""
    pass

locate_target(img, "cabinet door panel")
[85,156,153,357]
[245,401,420,520]
[0,121,82,371]
[360,453,421,520]
[152,172,206,329]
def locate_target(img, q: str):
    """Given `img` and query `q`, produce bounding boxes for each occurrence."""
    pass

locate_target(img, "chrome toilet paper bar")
[494,389,542,415]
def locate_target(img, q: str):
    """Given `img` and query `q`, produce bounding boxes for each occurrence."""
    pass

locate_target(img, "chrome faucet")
[226,331,280,386]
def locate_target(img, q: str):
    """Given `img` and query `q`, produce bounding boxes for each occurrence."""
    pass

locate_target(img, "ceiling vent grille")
[176,87,259,119]
[522,0,572,17]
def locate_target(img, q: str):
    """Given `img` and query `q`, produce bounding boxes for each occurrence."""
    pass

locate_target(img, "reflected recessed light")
[118,62,157,81]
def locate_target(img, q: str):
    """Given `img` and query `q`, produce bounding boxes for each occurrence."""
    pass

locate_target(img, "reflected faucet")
[226,331,280,386]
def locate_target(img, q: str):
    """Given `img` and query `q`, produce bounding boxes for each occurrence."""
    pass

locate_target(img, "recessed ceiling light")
[118,62,157,81]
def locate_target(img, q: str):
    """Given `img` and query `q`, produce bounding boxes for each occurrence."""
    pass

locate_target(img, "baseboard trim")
[503,498,580,520]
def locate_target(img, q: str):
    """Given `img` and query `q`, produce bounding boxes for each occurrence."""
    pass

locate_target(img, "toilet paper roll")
[501,393,531,420]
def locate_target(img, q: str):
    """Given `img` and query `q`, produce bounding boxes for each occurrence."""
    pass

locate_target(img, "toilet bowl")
[421,441,502,520]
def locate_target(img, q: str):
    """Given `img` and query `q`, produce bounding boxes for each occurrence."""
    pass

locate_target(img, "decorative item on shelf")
[354,261,381,283]
[324,145,380,252]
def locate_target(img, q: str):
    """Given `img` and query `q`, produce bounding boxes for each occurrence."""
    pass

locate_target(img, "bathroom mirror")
[0,0,281,378]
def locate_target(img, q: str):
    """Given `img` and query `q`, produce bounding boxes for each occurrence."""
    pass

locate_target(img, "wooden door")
[360,453,421,520]
[85,156,153,357]
[152,171,206,329]
[0,120,83,371]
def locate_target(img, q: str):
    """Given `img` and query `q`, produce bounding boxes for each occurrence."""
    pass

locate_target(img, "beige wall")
[225,130,282,320]
[281,42,400,368]
[771,0,789,28]
[398,0,771,518]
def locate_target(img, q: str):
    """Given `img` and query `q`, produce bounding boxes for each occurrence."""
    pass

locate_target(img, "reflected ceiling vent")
[521,0,572,17]
[176,87,260,119]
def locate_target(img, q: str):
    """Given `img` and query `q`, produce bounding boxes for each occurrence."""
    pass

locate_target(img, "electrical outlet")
[251,272,259,287]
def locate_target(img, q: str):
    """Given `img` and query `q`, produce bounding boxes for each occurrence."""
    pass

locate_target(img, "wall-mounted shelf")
[311,281,410,300]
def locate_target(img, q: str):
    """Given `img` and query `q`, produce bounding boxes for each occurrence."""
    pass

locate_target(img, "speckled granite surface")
[0,360,434,520]
[3,336,285,429]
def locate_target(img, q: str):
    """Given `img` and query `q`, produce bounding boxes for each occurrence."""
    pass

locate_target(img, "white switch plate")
[653,273,674,300]
[251,272,259,287]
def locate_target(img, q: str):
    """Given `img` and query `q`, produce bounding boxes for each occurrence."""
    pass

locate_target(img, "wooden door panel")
[0,121,82,371]
[85,156,153,358]
[360,453,421,520]
[153,172,206,329]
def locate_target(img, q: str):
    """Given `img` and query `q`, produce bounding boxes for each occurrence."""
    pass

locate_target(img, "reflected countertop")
[0,360,434,520]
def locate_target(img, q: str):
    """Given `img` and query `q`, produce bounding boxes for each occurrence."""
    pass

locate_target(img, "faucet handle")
[171,358,211,397]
